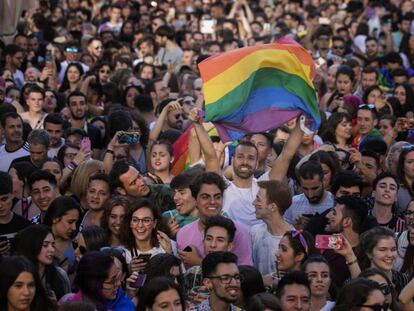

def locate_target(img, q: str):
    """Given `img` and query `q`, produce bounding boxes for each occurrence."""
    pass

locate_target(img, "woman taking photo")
[359,227,409,294]
[44,196,81,272]
[60,251,134,311]
[101,196,130,247]
[325,65,355,113]
[119,199,174,272]
[0,256,55,311]
[136,277,185,311]
[13,225,71,300]
[302,256,335,311]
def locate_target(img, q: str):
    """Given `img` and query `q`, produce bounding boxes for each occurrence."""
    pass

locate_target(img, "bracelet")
[346,258,358,266]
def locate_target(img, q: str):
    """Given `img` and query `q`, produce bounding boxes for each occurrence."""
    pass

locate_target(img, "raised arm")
[188,108,221,174]
[268,117,304,181]
[399,278,414,310]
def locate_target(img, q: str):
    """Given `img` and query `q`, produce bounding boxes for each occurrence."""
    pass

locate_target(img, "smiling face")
[335,117,352,141]
[7,272,36,311]
[37,233,55,266]
[369,237,397,272]
[196,184,223,221]
[204,262,241,304]
[31,179,58,212]
[276,236,302,272]
[325,203,345,233]
[173,187,197,216]
[130,207,157,244]
[233,145,258,179]
[108,205,126,238]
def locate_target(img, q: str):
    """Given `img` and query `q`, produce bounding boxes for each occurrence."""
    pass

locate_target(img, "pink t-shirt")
[176,219,252,265]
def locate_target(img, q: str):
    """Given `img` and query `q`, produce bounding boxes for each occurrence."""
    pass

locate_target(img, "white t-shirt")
[0,142,30,172]
[284,192,334,225]
[320,301,335,311]
[223,172,269,228]
[250,223,293,275]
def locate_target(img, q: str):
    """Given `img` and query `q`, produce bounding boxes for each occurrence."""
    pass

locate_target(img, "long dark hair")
[13,225,68,299]
[283,230,318,267]
[100,195,130,245]
[59,63,84,93]
[397,148,414,196]
[0,256,55,311]
[119,199,161,250]
[137,277,185,311]
[44,196,81,227]
[321,112,353,145]
[401,223,414,279]
[74,251,114,311]
[144,253,182,284]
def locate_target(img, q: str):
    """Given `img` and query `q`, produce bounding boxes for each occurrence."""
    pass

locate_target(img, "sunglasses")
[358,104,376,110]
[100,246,126,257]
[333,45,345,49]
[72,240,86,255]
[175,113,184,120]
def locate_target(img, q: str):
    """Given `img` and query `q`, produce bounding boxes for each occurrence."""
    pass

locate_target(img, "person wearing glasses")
[86,37,104,66]
[359,268,402,311]
[59,251,134,311]
[119,198,174,272]
[190,251,242,311]
[333,278,388,311]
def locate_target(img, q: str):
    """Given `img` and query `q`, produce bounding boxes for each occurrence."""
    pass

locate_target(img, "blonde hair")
[70,160,104,200]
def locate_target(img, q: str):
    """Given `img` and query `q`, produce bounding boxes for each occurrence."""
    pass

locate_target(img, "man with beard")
[155,99,184,133]
[284,161,334,228]
[67,91,102,156]
[44,113,65,158]
[223,121,304,228]
[190,251,241,311]
[324,195,374,287]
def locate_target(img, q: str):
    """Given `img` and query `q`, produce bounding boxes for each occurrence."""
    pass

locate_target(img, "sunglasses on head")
[358,104,376,110]
[100,246,126,257]
[401,145,414,151]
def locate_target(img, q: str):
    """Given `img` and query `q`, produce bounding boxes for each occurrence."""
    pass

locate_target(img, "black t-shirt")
[0,213,31,245]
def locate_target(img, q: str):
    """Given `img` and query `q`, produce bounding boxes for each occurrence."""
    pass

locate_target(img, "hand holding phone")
[130,272,147,288]
[118,132,140,144]
[315,234,343,250]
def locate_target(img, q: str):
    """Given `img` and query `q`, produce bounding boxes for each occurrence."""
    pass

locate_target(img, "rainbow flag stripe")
[199,41,320,142]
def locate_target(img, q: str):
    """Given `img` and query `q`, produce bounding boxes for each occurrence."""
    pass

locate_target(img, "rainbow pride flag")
[199,40,320,142]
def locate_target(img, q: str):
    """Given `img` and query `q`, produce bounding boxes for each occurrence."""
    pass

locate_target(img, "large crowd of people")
[1,0,414,310]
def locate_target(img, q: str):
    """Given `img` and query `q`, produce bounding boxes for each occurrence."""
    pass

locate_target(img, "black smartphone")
[183,246,192,252]
[136,254,152,263]
[130,273,147,288]
[302,214,314,218]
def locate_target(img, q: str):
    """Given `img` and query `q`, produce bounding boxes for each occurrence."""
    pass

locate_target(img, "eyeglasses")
[356,303,390,311]
[380,283,393,295]
[291,230,308,255]
[132,217,154,226]
[103,269,123,287]
[175,113,184,120]
[208,274,243,284]
[358,104,376,110]
[404,210,414,216]
[93,45,103,50]
[333,45,345,50]
[72,240,86,255]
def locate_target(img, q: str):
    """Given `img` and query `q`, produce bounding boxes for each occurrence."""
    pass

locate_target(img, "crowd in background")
[1,0,414,310]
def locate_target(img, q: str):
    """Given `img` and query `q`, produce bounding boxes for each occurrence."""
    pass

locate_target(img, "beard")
[234,165,254,179]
